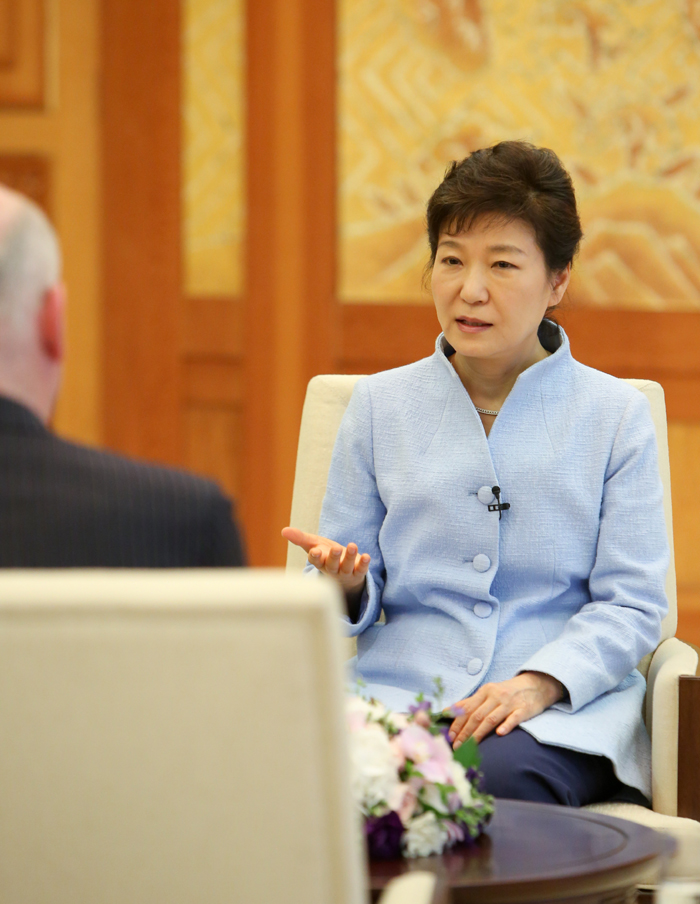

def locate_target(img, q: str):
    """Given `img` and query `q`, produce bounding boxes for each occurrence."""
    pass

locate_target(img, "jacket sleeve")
[304,378,387,636]
[518,390,669,713]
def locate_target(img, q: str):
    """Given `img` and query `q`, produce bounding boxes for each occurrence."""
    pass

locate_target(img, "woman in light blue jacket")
[284,141,668,806]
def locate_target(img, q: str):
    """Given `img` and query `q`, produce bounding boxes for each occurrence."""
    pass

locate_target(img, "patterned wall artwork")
[339,0,700,309]
[183,0,244,296]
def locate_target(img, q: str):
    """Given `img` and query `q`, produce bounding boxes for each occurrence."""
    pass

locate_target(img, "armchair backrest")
[287,374,678,648]
[0,570,364,904]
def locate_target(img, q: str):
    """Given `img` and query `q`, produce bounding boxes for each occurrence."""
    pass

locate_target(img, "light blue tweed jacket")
[315,326,669,797]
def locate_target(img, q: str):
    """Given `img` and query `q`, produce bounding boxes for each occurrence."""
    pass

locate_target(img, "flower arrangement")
[346,682,495,860]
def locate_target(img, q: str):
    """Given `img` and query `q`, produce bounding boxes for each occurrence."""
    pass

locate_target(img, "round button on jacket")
[472,553,491,573]
[477,485,495,505]
[473,602,493,618]
[467,658,483,675]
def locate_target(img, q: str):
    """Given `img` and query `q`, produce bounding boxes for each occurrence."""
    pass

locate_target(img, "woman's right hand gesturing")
[281,526,371,594]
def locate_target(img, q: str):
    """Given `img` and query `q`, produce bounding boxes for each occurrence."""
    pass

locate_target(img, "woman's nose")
[459,267,488,304]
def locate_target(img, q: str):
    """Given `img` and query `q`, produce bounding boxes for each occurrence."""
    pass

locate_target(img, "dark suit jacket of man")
[0,395,245,567]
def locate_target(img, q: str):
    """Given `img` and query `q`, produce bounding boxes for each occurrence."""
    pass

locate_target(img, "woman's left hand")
[448,671,565,748]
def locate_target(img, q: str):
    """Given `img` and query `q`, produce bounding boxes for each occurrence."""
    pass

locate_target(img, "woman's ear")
[38,283,66,362]
[549,263,571,308]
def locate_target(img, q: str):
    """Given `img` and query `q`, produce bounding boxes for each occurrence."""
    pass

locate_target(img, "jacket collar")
[0,395,49,434]
[434,320,571,388]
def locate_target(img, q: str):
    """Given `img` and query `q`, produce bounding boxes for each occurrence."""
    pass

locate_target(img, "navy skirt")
[475,727,650,808]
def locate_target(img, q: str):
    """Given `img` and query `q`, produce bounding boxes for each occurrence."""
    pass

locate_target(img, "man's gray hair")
[0,199,62,329]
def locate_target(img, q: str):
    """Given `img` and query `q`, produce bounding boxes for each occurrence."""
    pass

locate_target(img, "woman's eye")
[493,260,515,269]
[442,256,461,266]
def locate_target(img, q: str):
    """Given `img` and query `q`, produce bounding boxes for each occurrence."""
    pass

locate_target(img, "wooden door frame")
[101,0,183,466]
[243,0,338,564]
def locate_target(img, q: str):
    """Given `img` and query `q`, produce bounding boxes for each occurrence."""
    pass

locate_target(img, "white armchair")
[287,374,700,882]
[0,569,442,904]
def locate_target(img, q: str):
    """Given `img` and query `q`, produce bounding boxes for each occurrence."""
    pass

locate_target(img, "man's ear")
[38,283,66,362]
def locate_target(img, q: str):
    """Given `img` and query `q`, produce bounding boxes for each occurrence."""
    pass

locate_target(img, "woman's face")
[430,216,570,367]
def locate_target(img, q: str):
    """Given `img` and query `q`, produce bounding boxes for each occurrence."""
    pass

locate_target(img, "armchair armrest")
[646,638,699,816]
[377,872,448,904]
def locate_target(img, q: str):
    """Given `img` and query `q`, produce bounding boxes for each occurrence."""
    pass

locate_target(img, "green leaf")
[431,677,445,709]
[452,736,481,770]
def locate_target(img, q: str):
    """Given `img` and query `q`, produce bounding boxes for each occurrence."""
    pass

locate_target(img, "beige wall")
[0,0,102,445]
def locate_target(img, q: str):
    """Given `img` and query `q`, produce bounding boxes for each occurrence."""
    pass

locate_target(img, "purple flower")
[408,701,431,714]
[365,811,404,860]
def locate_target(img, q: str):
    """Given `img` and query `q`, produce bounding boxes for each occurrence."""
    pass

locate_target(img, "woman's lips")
[455,317,492,333]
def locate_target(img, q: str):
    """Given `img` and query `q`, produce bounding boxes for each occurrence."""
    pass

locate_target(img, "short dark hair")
[426,141,582,275]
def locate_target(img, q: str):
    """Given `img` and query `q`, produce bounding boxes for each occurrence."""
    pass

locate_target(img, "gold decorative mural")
[183,0,244,296]
[339,0,700,308]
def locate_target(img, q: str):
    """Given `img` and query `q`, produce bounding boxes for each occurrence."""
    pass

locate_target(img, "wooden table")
[369,800,675,904]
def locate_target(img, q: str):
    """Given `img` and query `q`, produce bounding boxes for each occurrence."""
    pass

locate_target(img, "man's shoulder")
[0,402,245,567]
[51,435,225,503]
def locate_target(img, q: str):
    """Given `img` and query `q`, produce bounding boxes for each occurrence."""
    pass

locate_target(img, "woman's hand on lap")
[448,671,565,748]
[281,526,370,593]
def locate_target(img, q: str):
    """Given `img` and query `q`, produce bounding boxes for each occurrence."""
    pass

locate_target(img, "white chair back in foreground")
[0,569,364,904]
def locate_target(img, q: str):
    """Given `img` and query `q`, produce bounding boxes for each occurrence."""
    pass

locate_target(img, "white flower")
[384,711,409,733]
[349,722,402,812]
[346,695,387,731]
[448,760,475,808]
[403,811,449,858]
[421,782,450,815]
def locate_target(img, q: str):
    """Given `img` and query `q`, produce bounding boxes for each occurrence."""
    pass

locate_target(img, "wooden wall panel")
[0,0,14,65]
[677,607,700,647]
[0,0,101,445]
[183,297,240,358]
[339,306,700,415]
[0,0,44,107]
[0,153,49,210]
[101,0,182,465]
[243,0,337,565]
[182,297,242,506]
[184,405,242,500]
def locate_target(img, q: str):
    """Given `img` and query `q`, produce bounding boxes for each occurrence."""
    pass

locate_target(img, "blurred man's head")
[0,185,65,423]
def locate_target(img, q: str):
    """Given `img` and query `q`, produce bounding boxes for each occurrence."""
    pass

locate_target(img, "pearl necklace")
[475,406,500,416]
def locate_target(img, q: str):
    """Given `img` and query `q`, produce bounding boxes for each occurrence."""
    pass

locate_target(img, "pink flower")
[447,791,462,813]
[388,782,419,825]
[395,724,453,784]
[389,736,406,770]
[444,820,466,845]
[413,710,431,729]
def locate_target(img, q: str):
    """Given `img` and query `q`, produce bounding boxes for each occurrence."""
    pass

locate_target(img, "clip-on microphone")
[488,485,510,520]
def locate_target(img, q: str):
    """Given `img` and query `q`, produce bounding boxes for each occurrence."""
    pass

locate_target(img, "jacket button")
[477,486,495,505]
[472,554,491,572]
[474,602,492,618]
[467,658,483,675]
